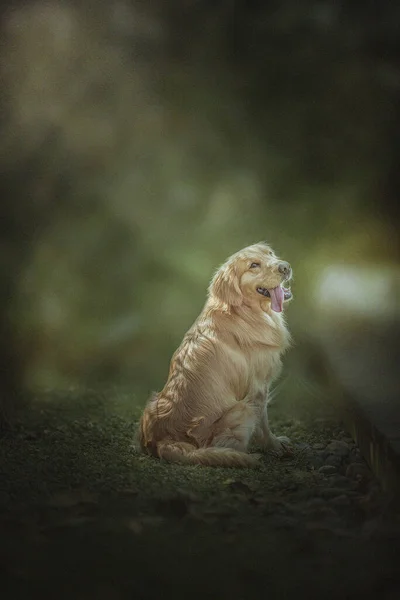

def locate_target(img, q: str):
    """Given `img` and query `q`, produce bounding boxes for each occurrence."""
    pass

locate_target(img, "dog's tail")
[137,400,259,468]
[153,440,260,468]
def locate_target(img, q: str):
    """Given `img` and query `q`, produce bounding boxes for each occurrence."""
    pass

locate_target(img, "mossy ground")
[1,389,399,600]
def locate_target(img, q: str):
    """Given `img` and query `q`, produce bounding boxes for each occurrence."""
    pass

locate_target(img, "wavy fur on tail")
[153,440,260,468]
[137,408,261,468]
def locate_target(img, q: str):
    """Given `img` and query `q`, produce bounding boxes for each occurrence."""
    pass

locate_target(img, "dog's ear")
[209,262,242,307]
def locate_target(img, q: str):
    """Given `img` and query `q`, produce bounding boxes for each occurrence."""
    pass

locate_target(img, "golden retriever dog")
[138,242,293,468]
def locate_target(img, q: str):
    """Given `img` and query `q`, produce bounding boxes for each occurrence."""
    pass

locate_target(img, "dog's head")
[209,242,293,313]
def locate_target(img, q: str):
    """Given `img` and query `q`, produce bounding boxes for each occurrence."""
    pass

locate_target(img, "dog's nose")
[278,261,291,277]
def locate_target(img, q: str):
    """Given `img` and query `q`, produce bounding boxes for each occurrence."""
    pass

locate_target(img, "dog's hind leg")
[208,401,257,452]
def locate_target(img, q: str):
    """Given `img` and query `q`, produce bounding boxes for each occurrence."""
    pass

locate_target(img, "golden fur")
[138,242,293,467]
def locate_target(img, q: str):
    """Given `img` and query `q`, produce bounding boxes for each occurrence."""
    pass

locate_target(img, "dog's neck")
[201,299,291,351]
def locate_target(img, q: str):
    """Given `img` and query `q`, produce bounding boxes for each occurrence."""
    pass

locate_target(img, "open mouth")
[257,285,292,312]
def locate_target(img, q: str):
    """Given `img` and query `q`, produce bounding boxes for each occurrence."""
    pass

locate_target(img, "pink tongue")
[269,286,284,312]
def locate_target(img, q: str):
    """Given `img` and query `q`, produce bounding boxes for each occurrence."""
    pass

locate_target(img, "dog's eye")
[250,262,260,269]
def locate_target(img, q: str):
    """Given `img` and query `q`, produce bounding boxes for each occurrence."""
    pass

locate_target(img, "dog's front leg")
[256,393,293,456]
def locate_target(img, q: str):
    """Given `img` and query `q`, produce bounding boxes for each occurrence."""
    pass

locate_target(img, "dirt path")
[1,390,399,599]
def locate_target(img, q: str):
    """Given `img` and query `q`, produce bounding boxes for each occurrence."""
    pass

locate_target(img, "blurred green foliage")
[0,0,399,407]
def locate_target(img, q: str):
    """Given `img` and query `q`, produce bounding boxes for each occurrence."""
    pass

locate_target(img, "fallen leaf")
[222,478,235,486]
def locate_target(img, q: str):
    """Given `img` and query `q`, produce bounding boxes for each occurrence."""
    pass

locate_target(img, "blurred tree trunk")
[378,100,400,256]
[0,136,70,428]
[372,25,400,257]
[0,171,29,427]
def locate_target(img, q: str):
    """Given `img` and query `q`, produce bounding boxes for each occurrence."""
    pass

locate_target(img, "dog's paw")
[267,435,294,457]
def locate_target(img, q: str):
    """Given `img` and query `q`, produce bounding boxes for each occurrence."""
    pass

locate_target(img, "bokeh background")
[1,0,399,422]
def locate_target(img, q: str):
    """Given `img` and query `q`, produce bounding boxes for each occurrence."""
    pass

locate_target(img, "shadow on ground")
[1,390,399,600]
